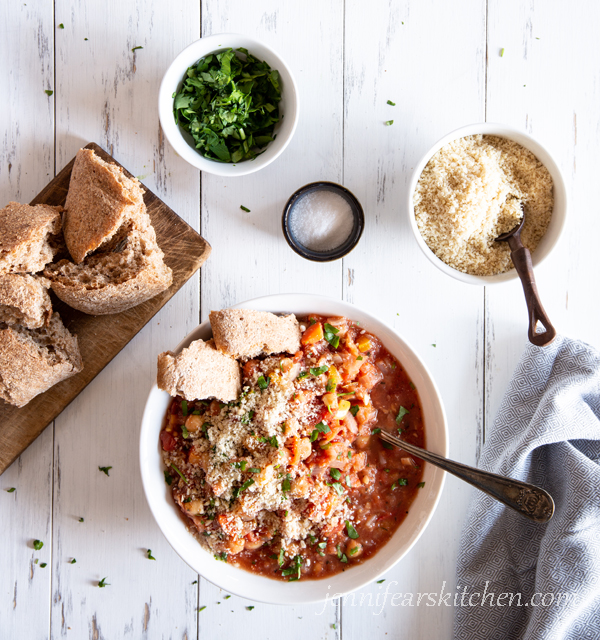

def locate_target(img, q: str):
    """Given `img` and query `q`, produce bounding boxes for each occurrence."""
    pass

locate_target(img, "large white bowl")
[158,33,299,177]
[140,294,448,604]
[407,123,568,285]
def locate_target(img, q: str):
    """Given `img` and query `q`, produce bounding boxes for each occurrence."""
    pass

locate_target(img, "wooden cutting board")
[0,142,211,475]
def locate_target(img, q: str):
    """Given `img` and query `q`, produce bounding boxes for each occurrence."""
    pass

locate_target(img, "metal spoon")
[379,431,554,523]
[495,206,556,347]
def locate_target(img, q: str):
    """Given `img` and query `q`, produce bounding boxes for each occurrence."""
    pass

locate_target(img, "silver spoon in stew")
[379,431,554,523]
[495,204,556,347]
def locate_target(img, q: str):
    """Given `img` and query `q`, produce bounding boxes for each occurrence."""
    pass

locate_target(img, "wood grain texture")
[0,142,210,475]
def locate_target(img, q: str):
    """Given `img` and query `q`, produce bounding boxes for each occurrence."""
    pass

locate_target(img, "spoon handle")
[379,431,555,523]
[507,235,557,347]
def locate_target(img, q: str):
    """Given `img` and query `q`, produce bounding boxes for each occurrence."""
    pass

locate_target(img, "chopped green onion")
[181,424,189,439]
[181,400,188,416]
[500,48,505,57]
[170,462,188,484]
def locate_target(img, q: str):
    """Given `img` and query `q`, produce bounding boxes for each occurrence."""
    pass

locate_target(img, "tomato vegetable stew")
[160,315,425,581]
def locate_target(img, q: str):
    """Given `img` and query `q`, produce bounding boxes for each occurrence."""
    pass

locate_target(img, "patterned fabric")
[454,336,600,640]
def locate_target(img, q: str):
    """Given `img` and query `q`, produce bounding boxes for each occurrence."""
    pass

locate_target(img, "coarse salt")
[289,189,354,252]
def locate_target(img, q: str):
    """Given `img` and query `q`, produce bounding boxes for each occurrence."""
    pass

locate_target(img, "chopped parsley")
[385,119,394,126]
[170,462,188,484]
[70,558,76,564]
[330,482,344,496]
[241,410,255,425]
[396,406,409,424]
[44,90,53,96]
[246,605,255,611]
[233,479,255,498]
[181,400,188,416]
[356,355,363,361]
[336,544,348,563]
[372,428,381,434]
[315,422,331,434]
[387,99,396,106]
[164,470,173,485]
[310,366,329,376]
[323,323,340,349]
[214,552,228,562]
[58,23,64,29]
[330,468,341,481]
[224,594,231,599]
[79,517,84,523]
[147,549,156,560]
[417,481,426,488]
[350,405,360,417]
[40,563,47,568]
[98,577,110,588]
[398,478,408,486]
[248,467,260,473]
[173,48,281,163]
[98,466,112,476]
[409,381,416,390]
[377,579,385,584]
[281,474,292,493]
[6,487,15,493]
[131,45,143,52]
[240,205,251,212]
[278,546,285,567]
[281,554,302,581]
[345,520,359,539]
[297,371,309,379]
[33,540,43,551]
[257,375,270,390]
[349,546,359,556]
[198,606,207,612]
[181,424,190,439]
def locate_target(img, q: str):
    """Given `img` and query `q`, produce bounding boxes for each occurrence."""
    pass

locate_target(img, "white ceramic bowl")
[158,33,299,177]
[140,294,448,604]
[407,123,567,285]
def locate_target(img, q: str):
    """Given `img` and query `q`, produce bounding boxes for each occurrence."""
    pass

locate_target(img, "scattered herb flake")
[350,405,359,417]
[345,520,359,539]
[315,422,331,434]
[500,48,505,57]
[409,382,416,390]
[171,462,188,484]
[214,552,228,562]
[297,371,309,379]
[79,517,84,523]
[432,343,436,347]
[44,90,53,96]
[246,605,255,610]
[417,481,426,488]
[330,468,341,481]
[58,23,64,29]
[396,406,409,424]
[33,540,43,551]
[131,46,143,52]
[40,563,47,568]
[98,577,110,587]
[181,399,188,416]
[192,580,198,585]
[257,375,270,390]
[398,478,408,486]
[240,205,251,212]
[70,558,76,564]
[377,579,385,584]
[6,487,15,493]
[224,594,231,599]
[98,466,112,476]
[147,549,156,560]
[387,100,396,106]
[164,470,173,485]
[310,366,329,376]
[385,119,394,126]
[372,428,381,434]
[278,546,285,567]
[323,323,340,349]
[181,424,190,439]
[248,467,260,473]
[198,606,206,612]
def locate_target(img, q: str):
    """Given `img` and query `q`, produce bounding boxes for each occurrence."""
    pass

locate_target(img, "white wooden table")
[2,1,598,638]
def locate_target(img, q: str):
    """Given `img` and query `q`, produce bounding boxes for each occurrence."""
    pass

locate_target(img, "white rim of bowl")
[158,33,299,177]
[139,293,448,604]
[407,122,568,285]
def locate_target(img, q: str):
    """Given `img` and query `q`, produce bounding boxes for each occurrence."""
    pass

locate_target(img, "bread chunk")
[0,202,62,274]
[157,339,241,402]
[209,309,301,359]
[0,313,83,407]
[44,220,172,315]
[0,274,52,329]
[63,148,146,263]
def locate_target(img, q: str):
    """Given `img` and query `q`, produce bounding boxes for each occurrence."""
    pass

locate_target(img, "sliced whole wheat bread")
[0,274,52,329]
[63,148,146,264]
[0,312,83,407]
[0,202,62,274]
[209,309,301,359]
[157,339,241,402]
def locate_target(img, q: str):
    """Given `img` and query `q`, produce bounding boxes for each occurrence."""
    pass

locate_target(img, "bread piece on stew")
[63,148,146,263]
[0,312,83,408]
[157,339,241,402]
[0,274,52,329]
[44,218,172,316]
[209,309,301,359]
[0,202,62,274]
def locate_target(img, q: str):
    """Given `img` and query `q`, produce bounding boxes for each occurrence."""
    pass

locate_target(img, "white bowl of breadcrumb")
[408,123,567,284]
[140,293,448,604]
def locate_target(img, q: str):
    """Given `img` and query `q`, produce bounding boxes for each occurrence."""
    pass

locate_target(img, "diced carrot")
[301,322,324,345]
[357,335,372,352]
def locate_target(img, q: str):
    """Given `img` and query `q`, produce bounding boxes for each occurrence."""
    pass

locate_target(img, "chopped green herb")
[40,563,47,568]
[240,205,251,212]
[173,48,281,163]
[349,546,359,556]
[248,467,260,473]
[131,45,143,52]
[181,400,188,416]
[310,366,329,376]
[500,48,505,57]
[281,474,292,493]
[336,544,348,563]
[387,100,396,106]
[330,469,341,481]
[320,442,332,450]
[326,378,336,393]
[381,441,393,450]
[198,606,207,612]
[350,405,360,417]
[396,406,409,424]
[281,554,302,580]
[315,422,331,434]
[224,594,231,599]
[44,90,53,96]
[391,482,397,490]
[6,487,15,493]
[246,605,255,611]
[241,410,255,425]
[147,549,156,560]
[345,520,359,539]
[372,428,381,434]
[79,517,84,523]
[214,552,228,562]
[181,424,189,439]
[278,546,285,567]
[409,382,416,390]
[357,355,363,361]
[332,623,337,630]
[33,540,43,551]
[385,119,394,126]
[297,371,309,379]
[377,579,385,584]
[233,478,255,498]
[330,482,344,496]
[432,343,436,348]
[58,23,64,28]
[98,577,110,587]
[98,466,112,476]
[323,323,340,349]
[310,429,319,442]
[347,451,352,458]
[70,558,76,564]
[398,478,408,486]
[192,580,198,585]
[164,470,173,486]
[171,462,188,484]
[34,559,38,565]
[417,481,426,488]
[257,375,270,390]
[192,410,201,415]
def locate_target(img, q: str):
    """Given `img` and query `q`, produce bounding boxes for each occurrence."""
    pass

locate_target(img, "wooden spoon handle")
[509,241,557,347]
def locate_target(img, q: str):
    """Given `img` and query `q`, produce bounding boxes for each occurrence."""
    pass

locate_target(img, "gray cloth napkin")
[454,335,600,640]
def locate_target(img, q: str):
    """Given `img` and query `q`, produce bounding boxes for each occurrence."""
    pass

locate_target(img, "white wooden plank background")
[1,0,599,638]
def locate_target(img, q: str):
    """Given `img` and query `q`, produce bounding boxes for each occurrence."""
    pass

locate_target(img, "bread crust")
[0,313,83,408]
[0,274,52,329]
[157,339,241,402]
[63,149,146,263]
[209,309,301,359]
[0,202,62,274]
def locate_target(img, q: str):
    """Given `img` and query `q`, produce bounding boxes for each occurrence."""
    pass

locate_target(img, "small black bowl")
[282,181,365,262]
